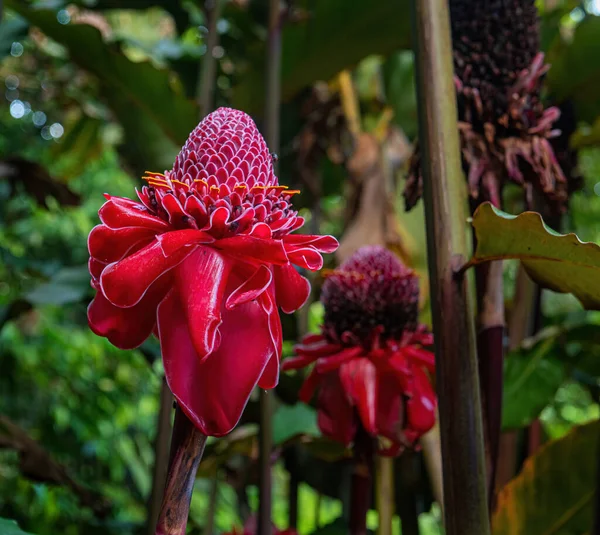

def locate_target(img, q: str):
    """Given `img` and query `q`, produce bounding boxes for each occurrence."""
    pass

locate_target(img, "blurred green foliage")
[1,1,600,534]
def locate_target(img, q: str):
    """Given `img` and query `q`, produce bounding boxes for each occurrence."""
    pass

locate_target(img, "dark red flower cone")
[405,0,567,212]
[88,107,338,437]
[283,246,436,455]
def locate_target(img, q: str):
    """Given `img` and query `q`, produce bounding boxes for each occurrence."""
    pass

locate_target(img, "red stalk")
[409,0,490,532]
[154,407,207,535]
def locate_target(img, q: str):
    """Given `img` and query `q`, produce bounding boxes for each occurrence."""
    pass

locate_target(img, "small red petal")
[88,224,156,263]
[286,246,324,271]
[273,263,310,314]
[156,229,215,256]
[226,264,272,310]
[339,358,377,435]
[216,235,288,265]
[283,234,339,253]
[100,240,193,307]
[88,274,170,349]
[99,197,169,231]
[315,346,363,373]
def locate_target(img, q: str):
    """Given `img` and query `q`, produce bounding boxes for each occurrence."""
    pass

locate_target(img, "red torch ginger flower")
[87,107,338,436]
[283,246,436,456]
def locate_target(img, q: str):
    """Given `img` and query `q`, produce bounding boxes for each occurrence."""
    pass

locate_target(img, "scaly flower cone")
[283,246,436,456]
[87,107,338,437]
[405,0,567,212]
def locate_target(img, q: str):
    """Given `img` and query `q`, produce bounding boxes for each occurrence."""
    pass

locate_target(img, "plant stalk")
[258,0,282,533]
[475,260,505,511]
[197,0,224,118]
[154,407,207,535]
[350,425,375,535]
[409,0,490,532]
[376,456,394,535]
[146,379,174,535]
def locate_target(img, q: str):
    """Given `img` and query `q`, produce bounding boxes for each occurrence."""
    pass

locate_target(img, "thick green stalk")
[376,456,394,535]
[154,407,207,535]
[258,1,282,534]
[409,0,490,533]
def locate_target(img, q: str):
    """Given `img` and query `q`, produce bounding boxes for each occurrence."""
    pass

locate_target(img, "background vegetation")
[2,1,600,534]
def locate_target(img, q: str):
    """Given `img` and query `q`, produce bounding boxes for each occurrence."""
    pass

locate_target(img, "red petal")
[216,236,288,265]
[406,367,436,433]
[258,353,280,389]
[175,247,233,360]
[88,274,170,349]
[339,359,377,435]
[258,288,282,385]
[283,234,339,253]
[376,374,403,444]
[226,264,272,310]
[298,368,322,403]
[100,240,192,307]
[315,346,363,373]
[159,291,273,436]
[294,339,341,358]
[98,197,169,231]
[88,224,156,263]
[89,257,107,281]
[317,371,356,445]
[156,229,215,256]
[281,354,317,371]
[402,346,435,373]
[286,246,324,271]
[273,263,310,314]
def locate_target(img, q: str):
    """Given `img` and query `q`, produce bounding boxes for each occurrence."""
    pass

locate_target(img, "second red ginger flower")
[87,107,338,437]
[284,246,436,455]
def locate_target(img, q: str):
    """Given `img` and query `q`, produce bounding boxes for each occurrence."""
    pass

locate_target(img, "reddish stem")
[350,424,375,535]
[155,407,207,535]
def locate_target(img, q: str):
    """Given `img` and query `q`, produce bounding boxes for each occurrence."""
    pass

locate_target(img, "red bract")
[283,246,436,456]
[87,107,338,437]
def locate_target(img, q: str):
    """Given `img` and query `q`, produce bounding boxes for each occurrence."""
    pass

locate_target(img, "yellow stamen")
[170,179,190,189]
[144,170,166,177]
[194,179,209,187]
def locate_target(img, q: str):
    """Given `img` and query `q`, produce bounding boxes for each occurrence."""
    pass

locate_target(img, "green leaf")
[492,420,599,535]
[546,15,600,123]
[25,266,90,306]
[0,518,34,535]
[273,403,320,445]
[232,0,411,112]
[6,2,198,174]
[503,329,566,430]
[468,202,600,310]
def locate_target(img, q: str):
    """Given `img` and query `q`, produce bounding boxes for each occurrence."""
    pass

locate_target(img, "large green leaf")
[503,330,566,430]
[502,322,600,429]
[493,420,599,535]
[467,202,600,310]
[546,15,600,123]
[0,519,34,535]
[232,0,411,112]
[6,2,198,174]
[273,403,319,445]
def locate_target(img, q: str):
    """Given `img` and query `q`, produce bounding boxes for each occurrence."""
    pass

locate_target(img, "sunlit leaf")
[25,266,90,306]
[467,202,600,310]
[493,420,600,535]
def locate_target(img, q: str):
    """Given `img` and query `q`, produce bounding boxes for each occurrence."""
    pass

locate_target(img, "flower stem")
[154,406,207,535]
[350,425,375,535]
[409,0,490,532]
[258,390,273,535]
[376,456,394,535]
[146,379,174,535]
